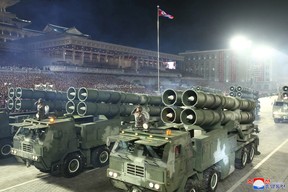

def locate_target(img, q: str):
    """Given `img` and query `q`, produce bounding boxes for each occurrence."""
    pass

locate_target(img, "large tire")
[247,143,255,163]
[62,153,83,178]
[274,118,280,123]
[0,139,12,158]
[235,147,248,169]
[184,178,201,192]
[91,146,110,168]
[37,169,51,173]
[202,168,219,192]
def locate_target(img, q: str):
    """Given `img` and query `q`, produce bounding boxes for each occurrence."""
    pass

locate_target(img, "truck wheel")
[202,168,219,192]
[274,118,280,123]
[235,147,248,169]
[184,178,201,192]
[91,146,110,168]
[38,169,51,173]
[0,139,12,158]
[62,153,83,178]
[247,143,255,163]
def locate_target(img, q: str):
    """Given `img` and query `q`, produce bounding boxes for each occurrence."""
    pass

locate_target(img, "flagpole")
[157,5,160,94]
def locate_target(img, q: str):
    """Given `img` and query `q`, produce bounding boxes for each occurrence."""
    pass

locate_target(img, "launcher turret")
[161,88,257,133]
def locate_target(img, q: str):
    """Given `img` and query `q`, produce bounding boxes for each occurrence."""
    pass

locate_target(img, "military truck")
[0,108,35,158]
[0,109,11,158]
[107,89,260,192]
[11,88,164,178]
[229,85,260,119]
[11,114,121,177]
[272,85,288,123]
[0,87,66,158]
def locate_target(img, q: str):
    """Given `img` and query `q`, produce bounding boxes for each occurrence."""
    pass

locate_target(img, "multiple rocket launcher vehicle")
[272,85,288,123]
[107,88,260,192]
[9,87,164,177]
[0,87,68,158]
[2,86,260,192]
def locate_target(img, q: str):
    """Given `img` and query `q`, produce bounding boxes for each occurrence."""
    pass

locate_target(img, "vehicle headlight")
[113,172,118,178]
[148,182,160,190]
[108,171,113,177]
[154,184,160,190]
[11,149,16,154]
[108,171,119,178]
[143,123,149,130]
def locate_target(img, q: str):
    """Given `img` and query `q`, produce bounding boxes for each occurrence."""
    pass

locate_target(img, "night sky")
[8,0,288,54]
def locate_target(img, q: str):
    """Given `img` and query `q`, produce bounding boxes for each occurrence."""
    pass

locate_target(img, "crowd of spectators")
[0,69,149,108]
[0,65,237,108]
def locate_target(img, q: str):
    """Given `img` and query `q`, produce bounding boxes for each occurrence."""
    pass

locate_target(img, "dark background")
[8,0,288,54]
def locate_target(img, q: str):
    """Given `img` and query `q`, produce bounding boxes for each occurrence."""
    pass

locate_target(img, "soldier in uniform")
[35,98,45,120]
[132,105,149,128]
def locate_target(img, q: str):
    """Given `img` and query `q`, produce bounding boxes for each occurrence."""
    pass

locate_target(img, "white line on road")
[0,175,49,192]
[0,168,99,192]
[227,138,288,192]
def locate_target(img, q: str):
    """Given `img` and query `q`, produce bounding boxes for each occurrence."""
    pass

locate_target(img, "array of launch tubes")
[7,86,257,128]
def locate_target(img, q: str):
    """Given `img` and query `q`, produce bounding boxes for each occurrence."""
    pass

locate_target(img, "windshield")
[114,140,166,160]
[274,102,284,106]
[16,127,47,141]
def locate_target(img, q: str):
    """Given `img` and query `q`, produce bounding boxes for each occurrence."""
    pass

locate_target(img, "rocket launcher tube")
[77,102,163,117]
[15,99,35,111]
[8,87,15,99]
[45,90,66,100]
[229,86,236,92]
[239,111,255,124]
[7,99,14,110]
[16,87,67,101]
[66,100,80,114]
[147,96,163,106]
[180,108,256,126]
[15,98,67,112]
[161,107,183,124]
[56,91,67,100]
[77,88,162,105]
[78,87,121,103]
[77,102,121,117]
[181,90,222,109]
[236,86,252,93]
[238,99,256,111]
[220,96,240,110]
[281,86,288,98]
[180,108,222,126]
[15,87,34,99]
[162,89,184,106]
[236,92,258,100]
[119,93,149,104]
[236,86,258,95]
[67,87,78,101]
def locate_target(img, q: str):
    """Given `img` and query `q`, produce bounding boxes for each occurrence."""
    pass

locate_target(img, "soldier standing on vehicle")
[132,105,149,128]
[35,98,45,120]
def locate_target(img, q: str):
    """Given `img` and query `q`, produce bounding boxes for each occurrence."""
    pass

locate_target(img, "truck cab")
[107,122,259,192]
[107,126,194,192]
[11,114,120,177]
[272,99,288,123]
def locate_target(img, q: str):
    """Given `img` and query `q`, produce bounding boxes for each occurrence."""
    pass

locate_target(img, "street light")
[251,45,275,61]
[229,35,252,50]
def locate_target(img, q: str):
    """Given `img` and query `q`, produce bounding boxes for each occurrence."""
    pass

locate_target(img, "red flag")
[158,8,174,19]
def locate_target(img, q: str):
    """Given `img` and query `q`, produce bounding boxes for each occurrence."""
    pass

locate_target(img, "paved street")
[0,96,287,192]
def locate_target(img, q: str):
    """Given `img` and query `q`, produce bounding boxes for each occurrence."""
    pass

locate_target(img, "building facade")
[0,0,183,72]
[179,49,274,90]
[0,0,277,92]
